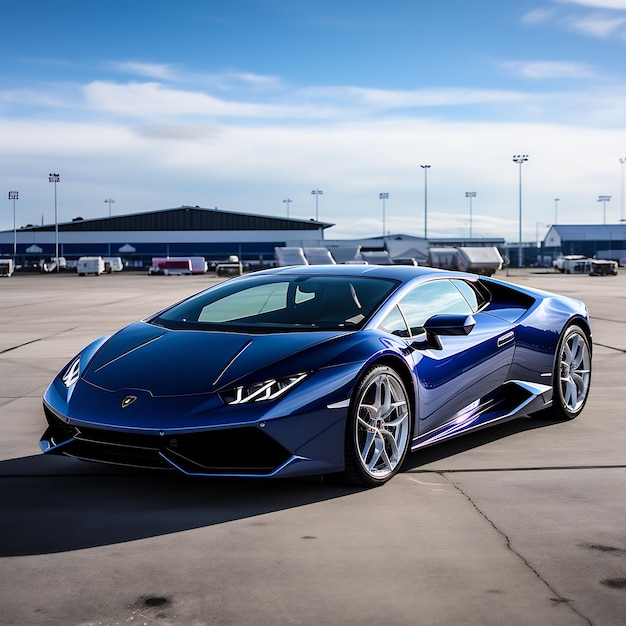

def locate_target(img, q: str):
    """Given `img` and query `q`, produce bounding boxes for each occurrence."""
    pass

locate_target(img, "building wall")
[0,229,326,265]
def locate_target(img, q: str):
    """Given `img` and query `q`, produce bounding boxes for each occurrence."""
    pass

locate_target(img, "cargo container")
[77,256,105,276]
[454,247,503,276]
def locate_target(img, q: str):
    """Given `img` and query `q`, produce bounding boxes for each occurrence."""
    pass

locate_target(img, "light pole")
[105,198,115,217]
[420,165,430,239]
[49,173,60,271]
[104,198,115,256]
[619,157,626,222]
[513,155,528,268]
[311,189,323,220]
[465,192,476,239]
[554,198,560,224]
[8,191,18,256]
[282,198,292,217]
[379,192,389,238]
[598,195,611,224]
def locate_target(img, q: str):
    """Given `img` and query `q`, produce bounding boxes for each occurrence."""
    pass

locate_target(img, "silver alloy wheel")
[355,369,411,480]
[558,327,591,414]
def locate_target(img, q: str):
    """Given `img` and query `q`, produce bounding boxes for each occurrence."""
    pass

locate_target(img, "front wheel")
[343,365,412,487]
[534,325,591,421]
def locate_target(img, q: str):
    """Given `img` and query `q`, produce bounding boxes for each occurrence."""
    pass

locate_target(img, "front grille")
[162,428,291,474]
[42,408,290,475]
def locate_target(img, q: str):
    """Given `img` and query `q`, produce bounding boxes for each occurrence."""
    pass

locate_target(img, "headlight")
[61,356,81,388]
[221,373,308,405]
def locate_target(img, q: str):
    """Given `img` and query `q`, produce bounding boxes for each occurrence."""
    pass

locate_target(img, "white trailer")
[455,247,503,276]
[149,257,207,274]
[77,256,105,276]
[0,259,14,277]
[103,256,123,272]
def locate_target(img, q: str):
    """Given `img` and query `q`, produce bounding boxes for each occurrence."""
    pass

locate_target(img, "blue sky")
[2,0,626,241]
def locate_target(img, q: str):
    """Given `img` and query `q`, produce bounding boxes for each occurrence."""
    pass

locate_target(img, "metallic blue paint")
[40,265,591,482]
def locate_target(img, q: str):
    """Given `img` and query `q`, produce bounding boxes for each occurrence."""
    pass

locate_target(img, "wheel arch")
[562,316,593,356]
[360,354,417,424]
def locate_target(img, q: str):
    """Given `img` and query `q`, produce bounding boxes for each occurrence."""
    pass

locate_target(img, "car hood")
[82,321,345,397]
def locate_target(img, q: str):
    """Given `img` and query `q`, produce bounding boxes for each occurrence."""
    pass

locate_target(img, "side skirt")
[411,380,552,451]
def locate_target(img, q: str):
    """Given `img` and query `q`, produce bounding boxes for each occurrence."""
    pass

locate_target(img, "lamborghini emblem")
[121,395,137,408]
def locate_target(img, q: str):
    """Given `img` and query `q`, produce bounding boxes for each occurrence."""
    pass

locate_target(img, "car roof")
[259,264,454,282]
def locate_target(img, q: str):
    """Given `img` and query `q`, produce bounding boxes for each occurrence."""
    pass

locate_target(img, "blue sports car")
[41,265,592,487]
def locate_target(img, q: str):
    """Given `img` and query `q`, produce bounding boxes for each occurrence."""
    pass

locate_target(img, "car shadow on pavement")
[0,416,560,558]
[0,455,359,558]
[401,414,562,472]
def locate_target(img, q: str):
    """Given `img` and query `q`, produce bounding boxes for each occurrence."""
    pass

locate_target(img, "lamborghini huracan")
[41,265,592,486]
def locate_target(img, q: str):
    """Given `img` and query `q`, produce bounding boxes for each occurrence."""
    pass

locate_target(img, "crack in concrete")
[592,342,626,354]
[439,472,594,626]
[0,327,79,355]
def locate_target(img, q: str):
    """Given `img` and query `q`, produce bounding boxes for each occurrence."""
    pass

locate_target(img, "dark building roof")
[19,206,333,233]
[544,224,626,243]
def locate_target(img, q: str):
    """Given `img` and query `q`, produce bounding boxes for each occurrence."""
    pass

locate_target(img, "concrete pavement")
[0,269,624,625]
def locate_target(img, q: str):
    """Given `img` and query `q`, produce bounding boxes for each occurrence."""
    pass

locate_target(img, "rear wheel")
[534,325,591,421]
[344,365,412,487]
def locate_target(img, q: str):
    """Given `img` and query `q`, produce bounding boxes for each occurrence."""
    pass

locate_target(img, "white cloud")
[503,60,597,79]
[564,13,626,36]
[301,86,531,109]
[525,1,626,38]
[522,8,558,24]
[82,81,306,119]
[2,112,624,242]
[108,61,181,81]
[556,0,626,9]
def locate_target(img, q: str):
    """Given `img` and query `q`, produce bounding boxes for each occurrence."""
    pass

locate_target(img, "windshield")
[151,274,399,333]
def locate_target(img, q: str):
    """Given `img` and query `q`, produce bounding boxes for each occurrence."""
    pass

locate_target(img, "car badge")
[121,395,137,408]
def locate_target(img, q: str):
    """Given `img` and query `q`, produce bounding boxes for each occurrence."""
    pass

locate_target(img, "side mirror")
[414,314,476,350]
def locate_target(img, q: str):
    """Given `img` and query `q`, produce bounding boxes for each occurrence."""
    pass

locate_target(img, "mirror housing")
[413,314,476,350]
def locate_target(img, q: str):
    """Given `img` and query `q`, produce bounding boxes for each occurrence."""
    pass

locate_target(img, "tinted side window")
[451,279,480,312]
[379,305,410,337]
[398,280,473,336]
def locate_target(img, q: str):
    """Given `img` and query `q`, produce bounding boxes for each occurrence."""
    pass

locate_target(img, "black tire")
[343,365,412,487]
[533,325,591,421]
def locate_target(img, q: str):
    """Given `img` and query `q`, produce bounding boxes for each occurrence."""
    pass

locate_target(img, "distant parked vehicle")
[159,259,193,276]
[589,259,618,276]
[553,255,585,273]
[77,256,105,276]
[215,255,243,276]
[149,257,207,275]
[0,258,14,277]
[553,256,617,276]
[102,257,123,272]
[454,247,503,276]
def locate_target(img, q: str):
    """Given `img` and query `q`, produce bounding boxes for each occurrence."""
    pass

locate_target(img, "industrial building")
[543,224,626,265]
[4,203,618,271]
[0,206,332,268]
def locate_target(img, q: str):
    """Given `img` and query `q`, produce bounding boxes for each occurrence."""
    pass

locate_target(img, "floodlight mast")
[598,195,611,224]
[379,192,389,237]
[420,165,430,239]
[8,191,18,255]
[49,173,60,272]
[465,192,476,239]
[311,189,323,221]
[513,155,528,268]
